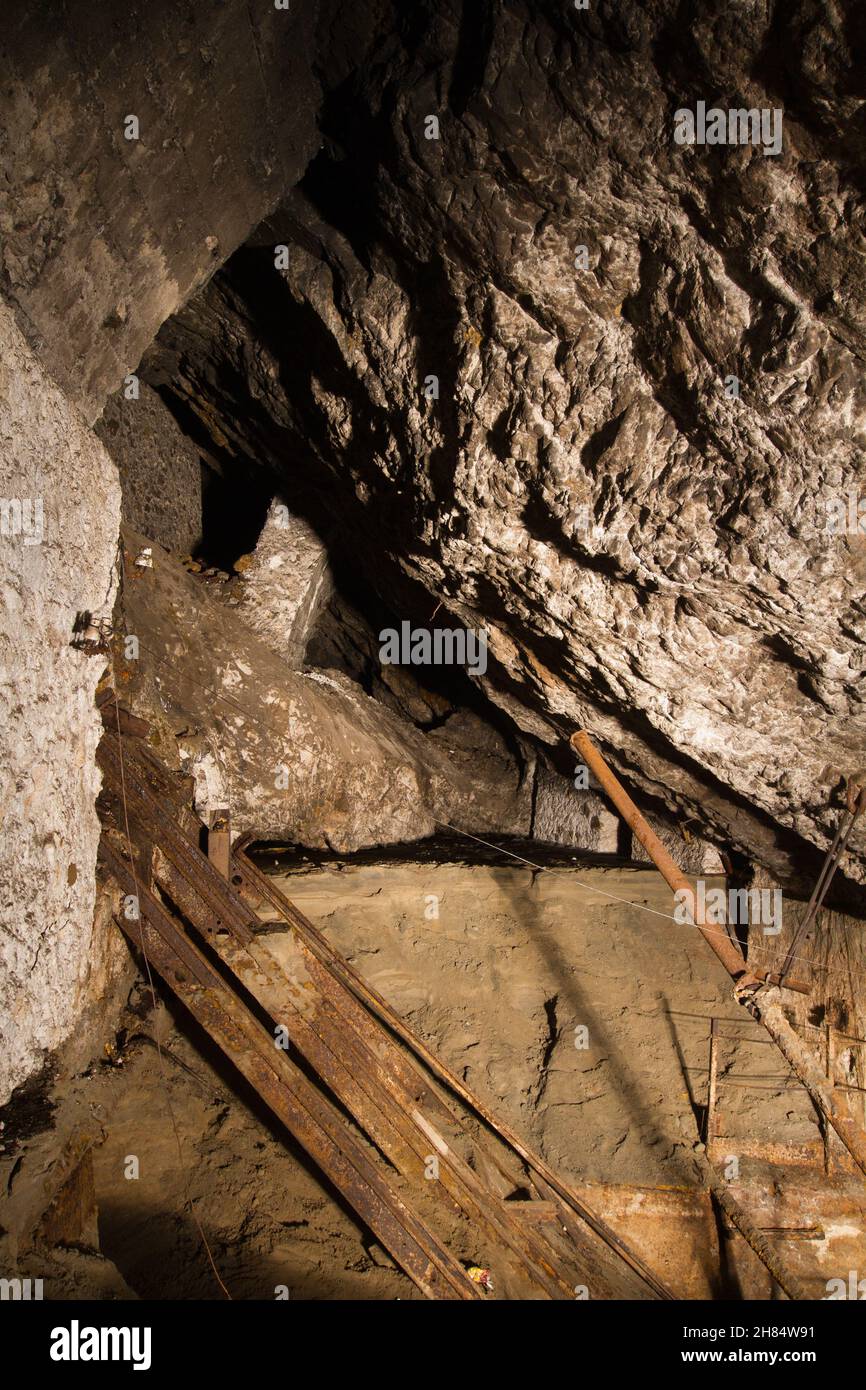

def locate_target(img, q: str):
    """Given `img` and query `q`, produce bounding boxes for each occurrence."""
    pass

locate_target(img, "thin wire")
[109,570,232,1299]
[434,820,835,977]
[118,586,855,982]
[667,1007,866,1047]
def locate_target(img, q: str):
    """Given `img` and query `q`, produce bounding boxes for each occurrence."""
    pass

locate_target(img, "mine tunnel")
[1,0,866,1340]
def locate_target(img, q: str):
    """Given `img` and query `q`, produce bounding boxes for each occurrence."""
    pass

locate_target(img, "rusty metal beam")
[570,729,866,1185]
[101,731,627,1298]
[99,835,479,1301]
[152,849,576,1299]
[230,843,675,1299]
[97,738,597,1296]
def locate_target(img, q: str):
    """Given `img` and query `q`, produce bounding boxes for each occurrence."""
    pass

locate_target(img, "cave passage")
[1,0,865,1338]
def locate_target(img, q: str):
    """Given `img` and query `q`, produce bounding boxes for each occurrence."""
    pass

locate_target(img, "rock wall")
[117,530,532,848]
[0,306,123,1104]
[0,0,321,1103]
[0,0,319,422]
[3,0,865,1107]
[532,759,619,854]
[231,498,333,667]
[145,0,866,906]
[96,383,204,556]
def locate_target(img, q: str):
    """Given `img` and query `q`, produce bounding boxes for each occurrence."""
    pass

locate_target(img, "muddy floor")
[261,855,825,1186]
[91,1011,417,1300]
[23,847,855,1299]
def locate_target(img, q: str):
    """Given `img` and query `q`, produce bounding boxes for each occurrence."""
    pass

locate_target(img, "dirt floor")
[91,1012,416,1300]
[259,849,826,1187]
[7,843,866,1300]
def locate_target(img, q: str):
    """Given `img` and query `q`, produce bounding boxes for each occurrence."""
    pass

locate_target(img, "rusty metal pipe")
[570,729,866,1184]
[571,730,754,983]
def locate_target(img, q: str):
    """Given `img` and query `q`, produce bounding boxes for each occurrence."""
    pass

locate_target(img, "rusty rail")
[571,729,866,1184]
[152,849,574,1299]
[100,735,571,1295]
[230,838,675,1299]
[96,719,673,1299]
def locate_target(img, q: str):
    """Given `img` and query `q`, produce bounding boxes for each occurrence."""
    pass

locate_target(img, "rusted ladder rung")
[97,726,670,1299]
[99,837,479,1302]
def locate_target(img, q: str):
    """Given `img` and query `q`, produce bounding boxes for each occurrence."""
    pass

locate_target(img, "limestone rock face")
[0,306,123,1104]
[146,0,866,900]
[532,761,620,856]
[0,0,319,422]
[118,531,532,851]
[230,499,333,668]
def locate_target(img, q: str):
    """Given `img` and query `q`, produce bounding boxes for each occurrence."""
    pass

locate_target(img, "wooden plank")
[208,808,231,879]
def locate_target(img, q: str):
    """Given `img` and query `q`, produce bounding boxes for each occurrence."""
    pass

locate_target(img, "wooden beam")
[208,808,230,879]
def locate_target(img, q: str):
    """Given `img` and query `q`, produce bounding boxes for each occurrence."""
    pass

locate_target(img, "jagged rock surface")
[0,0,319,422]
[118,530,532,849]
[0,306,124,1104]
[532,759,620,855]
[145,0,866,902]
[230,498,333,667]
[96,382,204,556]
